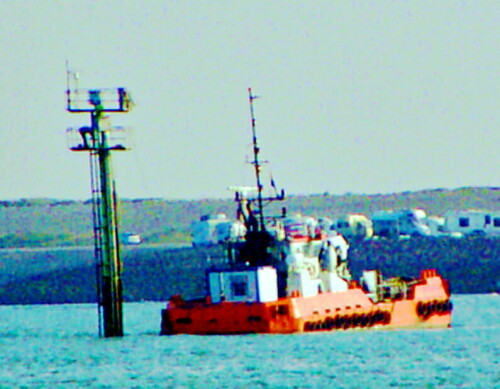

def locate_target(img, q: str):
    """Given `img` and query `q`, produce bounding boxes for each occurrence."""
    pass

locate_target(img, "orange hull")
[160,270,452,335]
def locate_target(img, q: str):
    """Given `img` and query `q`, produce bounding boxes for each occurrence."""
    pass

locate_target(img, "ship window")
[485,215,491,225]
[230,275,248,297]
[312,243,322,257]
[494,218,500,227]
[277,305,288,315]
[459,218,469,227]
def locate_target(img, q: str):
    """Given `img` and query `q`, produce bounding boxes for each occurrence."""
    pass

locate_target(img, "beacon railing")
[66,87,132,113]
[66,126,131,151]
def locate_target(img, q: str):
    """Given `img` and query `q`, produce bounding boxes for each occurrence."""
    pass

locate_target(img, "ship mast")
[248,88,266,231]
[227,88,286,268]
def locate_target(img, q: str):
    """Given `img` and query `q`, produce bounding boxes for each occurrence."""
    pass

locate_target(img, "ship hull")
[160,271,452,335]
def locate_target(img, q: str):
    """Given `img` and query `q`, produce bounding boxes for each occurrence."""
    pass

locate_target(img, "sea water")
[0,294,498,388]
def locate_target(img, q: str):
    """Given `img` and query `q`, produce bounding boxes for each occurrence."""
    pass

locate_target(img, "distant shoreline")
[1,187,498,249]
[0,242,190,253]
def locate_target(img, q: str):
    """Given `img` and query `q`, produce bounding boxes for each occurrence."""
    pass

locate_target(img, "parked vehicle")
[191,214,228,247]
[443,210,500,236]
[372,209,431,238]
[333,214,373,240]
[425,216,447,237]
[121,232,142,245]
[191,214,246,247]
[215,219,246,244]
[283,215,320,239]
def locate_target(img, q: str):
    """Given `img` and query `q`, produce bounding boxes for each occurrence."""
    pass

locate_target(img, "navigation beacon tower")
[66,69,132,337]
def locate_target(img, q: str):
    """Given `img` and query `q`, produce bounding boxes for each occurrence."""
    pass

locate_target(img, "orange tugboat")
[160,89,452,335]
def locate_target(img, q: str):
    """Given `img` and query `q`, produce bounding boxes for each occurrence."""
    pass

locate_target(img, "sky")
[0,1,498,201]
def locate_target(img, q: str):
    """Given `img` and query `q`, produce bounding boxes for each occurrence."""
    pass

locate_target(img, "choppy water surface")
[0,294,498,388]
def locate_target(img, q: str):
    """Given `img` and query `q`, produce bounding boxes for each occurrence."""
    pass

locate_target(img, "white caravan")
[333,214,373,240]
[371,209,431,238]
[191,214,245,247]
[443,210,500,236]
[425,216,447,237]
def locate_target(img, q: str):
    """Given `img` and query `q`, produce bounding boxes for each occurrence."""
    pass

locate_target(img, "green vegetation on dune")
[0,187,498,248]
